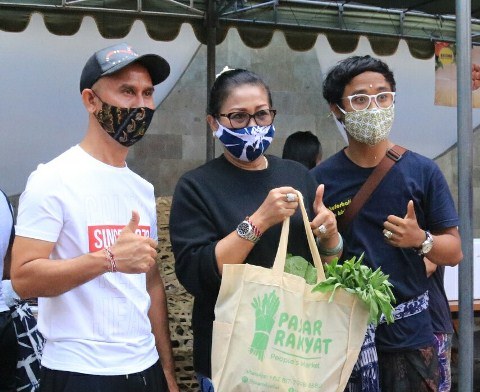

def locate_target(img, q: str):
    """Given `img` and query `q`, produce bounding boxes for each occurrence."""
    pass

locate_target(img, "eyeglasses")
[218,109,276,129]
[341,92,395,112]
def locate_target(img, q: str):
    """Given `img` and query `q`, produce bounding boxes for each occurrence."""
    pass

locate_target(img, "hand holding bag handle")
[213,192,370,392]
[272,190,326,283]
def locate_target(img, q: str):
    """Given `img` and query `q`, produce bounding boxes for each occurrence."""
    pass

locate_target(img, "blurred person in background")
[0,189,17,392]
[282,130,322,169]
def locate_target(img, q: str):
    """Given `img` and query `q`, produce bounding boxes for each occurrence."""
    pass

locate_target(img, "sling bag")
[337,145,407,232]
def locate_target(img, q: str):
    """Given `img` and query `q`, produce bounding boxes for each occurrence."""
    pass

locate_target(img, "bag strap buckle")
[386,148,402,162]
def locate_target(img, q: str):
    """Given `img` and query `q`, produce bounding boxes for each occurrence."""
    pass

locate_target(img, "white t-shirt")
[16,145,159,375]
[0,192,13,312]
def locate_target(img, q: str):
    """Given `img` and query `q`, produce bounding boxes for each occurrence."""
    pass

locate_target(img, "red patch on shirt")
[88,225,151,252]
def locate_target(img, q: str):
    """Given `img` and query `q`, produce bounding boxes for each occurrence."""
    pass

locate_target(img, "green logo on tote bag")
[249,290,334,364]
[250,290,280,361]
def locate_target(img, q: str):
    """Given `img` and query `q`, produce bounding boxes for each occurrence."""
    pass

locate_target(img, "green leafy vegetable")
[285,253,317,285]
[285,253,396,324]
[304,263,318,286]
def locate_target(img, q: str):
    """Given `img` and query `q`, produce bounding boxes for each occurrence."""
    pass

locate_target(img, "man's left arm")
[147,266,179,391]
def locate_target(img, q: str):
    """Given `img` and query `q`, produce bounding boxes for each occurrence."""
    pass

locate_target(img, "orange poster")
[435,41,480,107]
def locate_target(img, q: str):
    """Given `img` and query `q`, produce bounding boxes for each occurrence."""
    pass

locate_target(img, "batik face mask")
[337,105,395,146]
[94,95,155,147]
[214,121,275,161]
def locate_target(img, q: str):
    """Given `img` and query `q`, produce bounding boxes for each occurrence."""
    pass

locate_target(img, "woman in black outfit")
[169,68,341,391]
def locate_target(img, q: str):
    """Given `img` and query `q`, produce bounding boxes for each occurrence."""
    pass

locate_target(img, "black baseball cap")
[79,43,170,92]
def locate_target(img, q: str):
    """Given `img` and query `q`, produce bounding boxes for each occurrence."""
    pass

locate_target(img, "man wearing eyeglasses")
[311,55,462,392]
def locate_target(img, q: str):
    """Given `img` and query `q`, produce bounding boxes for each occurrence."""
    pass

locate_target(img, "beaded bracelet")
[104,247,117,273]
[246,216,262,239]
[316,232,343,256]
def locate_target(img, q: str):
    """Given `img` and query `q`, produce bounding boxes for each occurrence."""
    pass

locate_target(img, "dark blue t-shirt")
[428,266,454,334]
[311,148,458,351]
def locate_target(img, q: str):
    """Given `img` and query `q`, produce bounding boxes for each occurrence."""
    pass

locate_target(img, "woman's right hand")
[214,187,300,273]
[249,187,300,234]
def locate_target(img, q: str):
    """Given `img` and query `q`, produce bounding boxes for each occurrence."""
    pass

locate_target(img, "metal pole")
[456,0,474,390]
[206,0,216,161]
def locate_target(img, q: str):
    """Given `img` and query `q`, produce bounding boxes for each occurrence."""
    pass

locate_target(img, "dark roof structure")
[1,0,479,58]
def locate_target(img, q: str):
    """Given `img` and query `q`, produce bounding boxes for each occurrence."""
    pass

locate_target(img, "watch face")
[237,221,252,237]
[422,241,433,254]
[420,232,433,255]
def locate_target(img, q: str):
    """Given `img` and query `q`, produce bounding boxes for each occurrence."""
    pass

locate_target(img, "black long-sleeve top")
[169,154,318,377]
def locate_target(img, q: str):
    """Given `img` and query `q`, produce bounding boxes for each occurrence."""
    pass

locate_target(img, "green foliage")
[312,254,396,324]
[284,254,318,285]
[285,253,396,325]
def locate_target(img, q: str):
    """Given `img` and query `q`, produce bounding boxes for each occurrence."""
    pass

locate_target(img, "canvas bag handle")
[272,190,326,283]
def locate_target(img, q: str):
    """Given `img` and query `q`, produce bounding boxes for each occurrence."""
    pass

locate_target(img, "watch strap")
[246,216,262,238]
[416,230,433,255]
[236,216,262,243]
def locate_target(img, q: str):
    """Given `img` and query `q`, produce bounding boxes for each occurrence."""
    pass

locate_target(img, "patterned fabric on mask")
[342,106,394,146]
[95,103,155,147]
[214,121,275,161]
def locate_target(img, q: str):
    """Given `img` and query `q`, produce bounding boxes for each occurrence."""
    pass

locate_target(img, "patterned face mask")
[214,121,275,161]
[337,105,395,146]
[94,98,155,147]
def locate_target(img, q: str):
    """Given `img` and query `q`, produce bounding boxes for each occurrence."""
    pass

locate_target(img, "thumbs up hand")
[109,210,158,274]
[383,200,426,248]
[123,210,141,234]
[311,184,338,242]
[313,183,325,214]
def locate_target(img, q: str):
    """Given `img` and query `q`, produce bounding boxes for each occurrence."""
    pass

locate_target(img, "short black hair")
[207,69,273,116]
[322,55,396,107]
[282,131,322,170]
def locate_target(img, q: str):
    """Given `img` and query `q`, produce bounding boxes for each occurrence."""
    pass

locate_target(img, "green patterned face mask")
[337,105,395,146]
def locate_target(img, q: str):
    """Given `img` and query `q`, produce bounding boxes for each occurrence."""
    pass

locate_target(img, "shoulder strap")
[337,145,407,232]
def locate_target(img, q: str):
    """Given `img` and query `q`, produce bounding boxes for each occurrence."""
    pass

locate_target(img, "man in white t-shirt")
[11,43,179,392]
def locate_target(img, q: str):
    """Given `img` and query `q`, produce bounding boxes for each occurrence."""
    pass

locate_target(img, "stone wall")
[156,196,197,391]
[127,29,345,197]
[9,30,477,234]
[127,29,478,235]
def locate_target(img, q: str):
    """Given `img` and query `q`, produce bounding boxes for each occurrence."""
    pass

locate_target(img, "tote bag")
[212,191,369,392]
